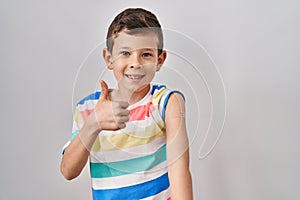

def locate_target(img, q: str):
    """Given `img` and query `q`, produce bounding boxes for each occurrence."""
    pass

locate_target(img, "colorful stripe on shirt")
[62,84,180,200]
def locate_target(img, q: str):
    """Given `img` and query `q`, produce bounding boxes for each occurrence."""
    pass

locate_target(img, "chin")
[128,84,150,93]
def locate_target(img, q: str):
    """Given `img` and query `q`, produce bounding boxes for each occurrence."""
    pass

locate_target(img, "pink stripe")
[80,109,94,121]
[129,101,154,121]
[79,101,154,122]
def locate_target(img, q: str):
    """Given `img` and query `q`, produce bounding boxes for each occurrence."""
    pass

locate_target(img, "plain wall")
[1,0,299,199]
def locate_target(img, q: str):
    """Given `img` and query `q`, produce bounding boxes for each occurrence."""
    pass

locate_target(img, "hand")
[93,80,130,131]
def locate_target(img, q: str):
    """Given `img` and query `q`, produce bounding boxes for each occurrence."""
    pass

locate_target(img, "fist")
[93,80,130,131]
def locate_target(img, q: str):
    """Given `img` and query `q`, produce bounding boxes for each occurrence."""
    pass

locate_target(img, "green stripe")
[90,144,166,178]
[70,130,79,141]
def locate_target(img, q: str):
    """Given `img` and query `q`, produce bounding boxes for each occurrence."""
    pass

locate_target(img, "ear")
[156,50,167,72]
[102,48,113,70]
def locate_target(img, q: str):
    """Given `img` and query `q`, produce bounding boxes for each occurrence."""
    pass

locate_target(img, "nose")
[129,52,142,69]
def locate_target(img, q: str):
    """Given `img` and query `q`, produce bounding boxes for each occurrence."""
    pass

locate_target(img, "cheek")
[113,70,123,80]
[143,62,157,69]
[111,65,124,79]
[145,67,157,79]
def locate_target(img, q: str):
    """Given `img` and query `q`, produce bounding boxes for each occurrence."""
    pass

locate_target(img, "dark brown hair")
[106,8,163,55]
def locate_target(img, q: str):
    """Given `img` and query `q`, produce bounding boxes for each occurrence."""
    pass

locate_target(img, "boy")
[60,8,193,200]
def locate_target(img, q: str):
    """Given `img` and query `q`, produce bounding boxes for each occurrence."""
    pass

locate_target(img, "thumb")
[99,80,110,101]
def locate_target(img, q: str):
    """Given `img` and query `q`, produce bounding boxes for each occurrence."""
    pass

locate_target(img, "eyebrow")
[118,47,131,50]
[118,47,156,51]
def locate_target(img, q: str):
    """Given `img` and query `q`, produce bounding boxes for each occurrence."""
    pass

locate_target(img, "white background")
[1,0,299,199]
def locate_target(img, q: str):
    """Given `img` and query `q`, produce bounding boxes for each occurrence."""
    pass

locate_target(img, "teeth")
[127,75,143,79]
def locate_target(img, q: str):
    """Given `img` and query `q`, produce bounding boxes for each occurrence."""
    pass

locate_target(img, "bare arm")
[60,80,129,181]
[60,114,100,180]
[165,93,193,200]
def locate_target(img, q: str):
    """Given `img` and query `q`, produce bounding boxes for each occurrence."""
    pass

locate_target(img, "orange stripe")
[79,101,154,122]
[79,101,154,123]
[80,109,94,121]
[129,101,154,121]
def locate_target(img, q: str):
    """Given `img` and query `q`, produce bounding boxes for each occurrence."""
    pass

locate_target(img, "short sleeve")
[61,105,83,155]
[61,91,100,155]
[159,90,185,122]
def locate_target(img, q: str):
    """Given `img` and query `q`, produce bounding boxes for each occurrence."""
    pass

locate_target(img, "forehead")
[112,31,158,51]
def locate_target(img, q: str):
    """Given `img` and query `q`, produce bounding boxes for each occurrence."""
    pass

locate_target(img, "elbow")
[60,162,79,181]
[61,172,76,181]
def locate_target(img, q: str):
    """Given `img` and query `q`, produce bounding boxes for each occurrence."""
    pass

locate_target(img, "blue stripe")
[151,84,166,95]
[62,146,68,155]
[92,173,169,200]
[162,90,185,121]
[77,91,101,105]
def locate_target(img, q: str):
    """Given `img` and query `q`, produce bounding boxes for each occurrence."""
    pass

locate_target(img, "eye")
[142,52,153,57]
[121,51,130,56]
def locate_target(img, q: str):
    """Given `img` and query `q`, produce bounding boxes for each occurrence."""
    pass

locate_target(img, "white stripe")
[100,110,163,137]
[127,110,163,130]
[91,161,168,190]
[127,86,153,110]
[61,141,70,154]
[77,84,154,112]
[159,91,170,118]
[76,84,163,112]
[77,99,97,111]
[71,121,79,133]
[90,136,166,162]
[141,188,171,200]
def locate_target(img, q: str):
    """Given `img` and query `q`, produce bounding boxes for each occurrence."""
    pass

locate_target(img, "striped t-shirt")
[63,84,183,200]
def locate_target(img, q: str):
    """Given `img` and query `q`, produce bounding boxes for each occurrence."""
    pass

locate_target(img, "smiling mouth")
[125,74,145,80]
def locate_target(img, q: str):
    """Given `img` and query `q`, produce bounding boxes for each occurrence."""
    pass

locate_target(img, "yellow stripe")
[91,121,165,152]
[74,107,84,127]
[152,88,168,107]
[79,86,169,152]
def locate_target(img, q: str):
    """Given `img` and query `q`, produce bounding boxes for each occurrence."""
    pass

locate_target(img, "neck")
[113,84,150,105]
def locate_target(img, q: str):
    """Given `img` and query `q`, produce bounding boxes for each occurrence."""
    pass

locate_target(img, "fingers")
[113,101,129,109]
[117,123,126,129]
[115,115,129,129]
[115,115,130,124]
[99,80,109,101]
[112,102,130,119]
[95,80,130,131]
[111,101,130,129]
[113,108,130,117]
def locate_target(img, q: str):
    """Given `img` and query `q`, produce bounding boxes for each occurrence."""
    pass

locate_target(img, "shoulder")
[151,83,185,121]
[165,92,186,116]
[151,84,167,96]
[151,83,185,100]
[164,92,187,139]
[74,91,101,116]
[72,91,101,123]
[76,91,101,107]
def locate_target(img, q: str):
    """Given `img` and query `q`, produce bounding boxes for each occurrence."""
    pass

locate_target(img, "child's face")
[103,30,166,93]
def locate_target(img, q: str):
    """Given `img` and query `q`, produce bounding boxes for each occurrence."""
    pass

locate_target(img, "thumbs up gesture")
[93,80,130,131]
